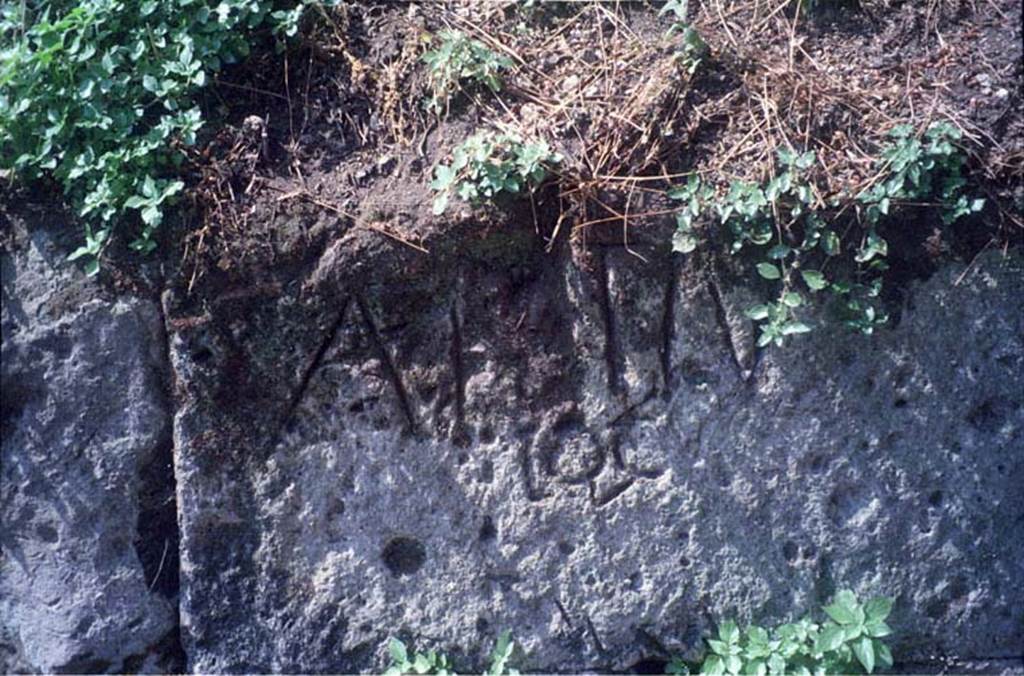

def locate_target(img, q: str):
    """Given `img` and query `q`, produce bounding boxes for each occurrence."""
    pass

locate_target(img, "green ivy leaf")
[874,640,893,669]
[864,597,893,623]
[853,637,875,673]
[745,304,771,320]
[824,590,860,625]
[756,263,781,280]
[780,321,811,336]
[388,638,408,664]
[432,192,450,215]
[781,292,803,308]
[413,653,431,673]
[673,230,698,254]
[719,620,740,644]
[814,624,846,653]
[801,270,827,291]
[821,231,840,256]
[702,655,725,675]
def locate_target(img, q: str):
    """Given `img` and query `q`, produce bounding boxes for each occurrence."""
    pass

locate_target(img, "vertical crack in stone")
[146,290,187,671]
[449,302,467,441]
[702,258,750,382]
[595,249,622,397]
[275,296,350,445]
[356,295,417,433]
[660,259,677,397]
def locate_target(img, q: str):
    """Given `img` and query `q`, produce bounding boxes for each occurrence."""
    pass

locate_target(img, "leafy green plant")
[667,120,982,347]
[431,130,560,215]
[422,29,512,114]
[0,0,323,274]
[659,0,706,74]
[65,224,109,277]
[668,590,894,676]
[385,638,455,676]
[487,630,520,676]
[669,151,832,347]
[384,631,520,675]
[857,122,983,226]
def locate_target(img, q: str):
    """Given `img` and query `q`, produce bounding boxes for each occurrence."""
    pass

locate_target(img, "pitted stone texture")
[170,244,1023,673]
[1,229,179,673]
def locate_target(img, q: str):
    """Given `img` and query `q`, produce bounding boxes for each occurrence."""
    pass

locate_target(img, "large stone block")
[1,227,181,673]
[168,236,1022,672]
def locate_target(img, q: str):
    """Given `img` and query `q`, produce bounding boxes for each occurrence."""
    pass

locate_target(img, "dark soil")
[6,0,1022,316]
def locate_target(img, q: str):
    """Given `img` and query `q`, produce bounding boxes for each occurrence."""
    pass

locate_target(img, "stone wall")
[3,218,1022,673]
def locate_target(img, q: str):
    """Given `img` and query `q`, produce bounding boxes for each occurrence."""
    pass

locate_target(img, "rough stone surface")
[1,226,182,673]
[166,231,1024,673]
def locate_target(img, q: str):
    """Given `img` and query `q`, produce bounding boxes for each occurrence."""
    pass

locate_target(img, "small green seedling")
[66,225,109,277]
[422,30,513,113]
[487,630,520,675]
[383,631,520,675]
[385,638,455,675]
[660,0,707,74]
[431,131,560,215]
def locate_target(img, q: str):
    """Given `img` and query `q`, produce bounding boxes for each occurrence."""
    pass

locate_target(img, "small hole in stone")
[783,541,799,562]
[479,516,497,542]
[996,464,1006,475]
[925,598,948,619]
[36,524,59,543]
[381,537,426,577]
[928,490,943,506]
[801,544,817,559]
[679,555,691,568]
[349,400,366,413]
[476,617,489,633]
[479,459,494,483]
[479,426,496,444]
[894,398,908,409]
[193,347,214,364]
[457,452,469,465]
[558,540,575,555]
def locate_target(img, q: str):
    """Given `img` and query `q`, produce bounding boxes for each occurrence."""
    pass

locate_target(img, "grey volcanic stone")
[167,232,1023,673]
[1,228,180,673]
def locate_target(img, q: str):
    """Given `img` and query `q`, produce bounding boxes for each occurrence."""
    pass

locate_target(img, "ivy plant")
[431,131,560,215]
[422,29,512,114]
[659,0,707,74]
[0,0,325,274]
[857,121,983,226]
[667,120,982,348]
[668,590,895,675]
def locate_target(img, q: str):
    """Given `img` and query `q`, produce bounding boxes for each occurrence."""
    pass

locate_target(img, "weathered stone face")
[164,237,1023,673]
[1,228,182,673]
